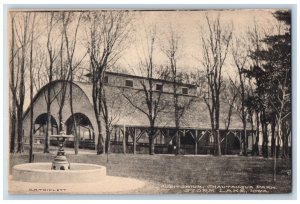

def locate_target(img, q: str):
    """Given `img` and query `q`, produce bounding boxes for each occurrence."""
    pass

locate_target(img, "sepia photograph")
[6,7,292,195]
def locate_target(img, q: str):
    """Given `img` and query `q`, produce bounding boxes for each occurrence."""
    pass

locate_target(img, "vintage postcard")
[7,8,292,195]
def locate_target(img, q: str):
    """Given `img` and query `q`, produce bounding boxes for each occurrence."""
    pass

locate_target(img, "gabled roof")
[74,80,249,130]
[85,71,198,88]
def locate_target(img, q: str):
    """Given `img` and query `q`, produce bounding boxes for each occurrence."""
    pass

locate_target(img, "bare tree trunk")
[44,12,56,153]
[250,114,255,155]
[254,111,260,156]
[44,56,52,154]
[281,122,286,158]
[282,120,290,158]
[105,121,110,154]
[62,12,83,154]
[240,79,247,156]
[29,14,36,162]
[175,130,180,155]
[276,125,281,158]
[261,111,268,158]
[270,117,276,157]
[174,94,180,155]
[44,102,51,153]
[58,89,66,131]
[16,66,25,153]
[29,76,34,162]
[95,114,104,155]
[101,89,111,154]
[16,106,24,153]
[103,93,110,154]
[148,120,155,155]
[273,114,282,182]
[9,15,16,153]
[286,122,291,158]
[243,124,248,156]
[162,28,186,156]
[215,98,221,155]
[148,129,155,155]
[10,109,16,153]
[200,15,232,156]
[58,31,65,132]
[16,14,29,153]
[69,75,79,155]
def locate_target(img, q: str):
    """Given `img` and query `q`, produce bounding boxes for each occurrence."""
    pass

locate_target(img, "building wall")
[103,72,198,96]
[100,72,244,129]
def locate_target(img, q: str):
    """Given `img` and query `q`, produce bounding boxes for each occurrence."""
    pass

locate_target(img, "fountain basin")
[12,163,106,183]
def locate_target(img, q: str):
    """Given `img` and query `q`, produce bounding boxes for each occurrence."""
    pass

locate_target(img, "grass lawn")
[9,152,292,194]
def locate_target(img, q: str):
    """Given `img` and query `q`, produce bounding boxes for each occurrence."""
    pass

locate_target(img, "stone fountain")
[12,121,107,183]
[10,121,146,193]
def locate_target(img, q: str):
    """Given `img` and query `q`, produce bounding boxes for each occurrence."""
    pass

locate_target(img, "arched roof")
[23,80,94,119]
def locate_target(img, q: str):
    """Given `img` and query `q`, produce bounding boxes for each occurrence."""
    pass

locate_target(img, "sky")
[120,9,279,75]
[8,9,284,108]
[10,9,281,76]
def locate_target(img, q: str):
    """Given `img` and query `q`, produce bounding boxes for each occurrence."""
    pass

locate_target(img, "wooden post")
[123,124,126,154]
[195,130,198,155]
[133,128,136,154]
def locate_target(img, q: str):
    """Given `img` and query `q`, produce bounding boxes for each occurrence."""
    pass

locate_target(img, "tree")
[54,12,71,133]
[244,22,265,156]
[199,15,232,155]
[10,12,32,153]
[9,13,16,153]
[261,11,291,181]
[244,77,257,155]
[86,11,131,154]
[162,27,194,155]
[101,87,122,154]
[44,12,60,153]
[268,11,291,160]
[223,79,238,154]
[162,27,181,155]
[62,12,83,155]
[230,36,249,155]
[29,13,36,162]
[245,10,291,161]
[123,27,169,155]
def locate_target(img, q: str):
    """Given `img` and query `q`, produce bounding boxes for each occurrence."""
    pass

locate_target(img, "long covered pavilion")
[23,71,253,155]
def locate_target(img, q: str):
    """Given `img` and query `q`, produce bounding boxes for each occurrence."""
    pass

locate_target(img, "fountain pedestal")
[50,131,74,170]
[51,143,70,170]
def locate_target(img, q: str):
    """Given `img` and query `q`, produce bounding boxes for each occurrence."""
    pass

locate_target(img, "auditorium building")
[23,71,253,155]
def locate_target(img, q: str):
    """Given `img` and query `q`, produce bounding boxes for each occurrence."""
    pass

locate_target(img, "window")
[155,84,163,91]
[103,76,108,84]
[125,79,134,87]
[182,87,189,95]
